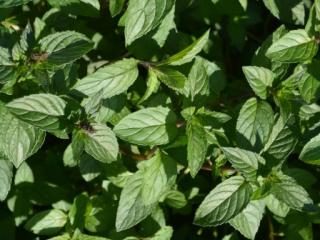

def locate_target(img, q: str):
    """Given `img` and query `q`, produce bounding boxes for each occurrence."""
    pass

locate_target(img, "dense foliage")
[1,0,320,239]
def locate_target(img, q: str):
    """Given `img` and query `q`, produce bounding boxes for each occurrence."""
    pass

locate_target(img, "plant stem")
[268,215,275,240]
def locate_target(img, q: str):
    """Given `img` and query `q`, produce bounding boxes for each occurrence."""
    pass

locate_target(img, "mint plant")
[0,0,320,239]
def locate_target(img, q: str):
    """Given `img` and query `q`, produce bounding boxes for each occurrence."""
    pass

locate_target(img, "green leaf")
[79,153,102,182]
[84,196,114,233]
[164,190,187,209]
[12,22,35,62]
[71,130,85,162]
[262,115,297,164]
[194,176,252,227]
[124,0,175,45]
[151,66,187,90]
[316,0,320,20]
[299,72,320,103]
[114,107,177,146]
[236,98,274,152]
[139,68,160,103]
[184,57,210,101]
[95,95,127,124]
[47,234,70,240]
[14,161,34,185]
[0,47,16,84]
[266,29,318,63]
[83,123,119,163]
[6,94,66,131]
[141,151,177,204]
[242,66,274,99]
[33,17,46,40]
[73,58,139,98]
[238,0,247,9]
[262,0,305,25]
[116,170,155,231]
[284,212,314,240]
[82,89,104,117]
[47,0,100,17]
[25,209,68,235]
[0,157,12,201]
[299,133,320,165]
[69,194,89,230]
[222,147,265,181]
[152,6,176,47]
[285,168,317,189]
[252,25,289,80]
[0,0,32,8]
[264,194,289,218]
[0,104,45,168]
[270,173,313,211]
[298,60,320,103]
[229,200,265,240]
[72,231,110,240]
[151,226,173,240]
[39,31,94,65]
[196,107,232,128]
[109,0,126,17]
[158,29,210,66]
[181,106,196,121]
[186,117,208,177]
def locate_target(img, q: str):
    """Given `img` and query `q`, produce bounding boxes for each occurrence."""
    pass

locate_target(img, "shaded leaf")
[109,0,126,17]
[158,30,210,66]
